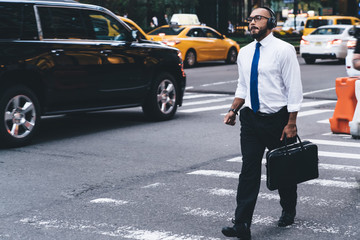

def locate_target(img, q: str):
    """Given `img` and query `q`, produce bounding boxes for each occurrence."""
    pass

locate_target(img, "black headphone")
[261,6,277,29]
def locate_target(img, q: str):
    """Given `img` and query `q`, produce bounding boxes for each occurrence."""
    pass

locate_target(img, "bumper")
[301,53,337,59]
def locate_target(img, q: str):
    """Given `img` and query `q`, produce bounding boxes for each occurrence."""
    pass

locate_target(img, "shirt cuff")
[287,104,301,112]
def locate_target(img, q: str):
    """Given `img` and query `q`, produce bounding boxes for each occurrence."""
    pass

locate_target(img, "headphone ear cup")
[267,17,276,29]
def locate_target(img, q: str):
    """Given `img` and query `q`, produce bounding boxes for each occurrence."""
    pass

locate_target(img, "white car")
[345,36,360,76]
[300,24,354,64]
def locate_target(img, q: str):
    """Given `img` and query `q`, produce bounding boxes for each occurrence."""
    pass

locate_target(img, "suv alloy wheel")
[142,72,178,121]
[0,86,40,147]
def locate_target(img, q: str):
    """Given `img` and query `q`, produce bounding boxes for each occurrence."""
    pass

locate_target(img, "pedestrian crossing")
[18,92,359,239]
[179,92,337,118]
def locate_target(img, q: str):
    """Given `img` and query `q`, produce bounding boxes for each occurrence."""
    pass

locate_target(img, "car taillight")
[163,40,181,47]
[328,39,342,45]
[347,40,357,49]
[300,39,309,45]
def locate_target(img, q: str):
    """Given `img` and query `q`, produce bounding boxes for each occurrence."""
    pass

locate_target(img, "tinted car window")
[203,28,221,38]
[311,27,345,35]
[0,3,38,40]
[86,11,130,41]
[306,19,332,28]
[337,19,352,25]
[186,28,204,37]
[124,21,146,39]
[148,27,185,35]
[38,7,91,39]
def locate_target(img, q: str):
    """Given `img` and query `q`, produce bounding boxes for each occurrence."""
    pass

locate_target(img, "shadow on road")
[33,110,155,145]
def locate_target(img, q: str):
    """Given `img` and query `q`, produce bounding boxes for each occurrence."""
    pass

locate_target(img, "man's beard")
[250,27,267,39]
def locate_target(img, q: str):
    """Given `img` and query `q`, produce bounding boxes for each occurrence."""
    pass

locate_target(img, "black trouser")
[234,107,297,226]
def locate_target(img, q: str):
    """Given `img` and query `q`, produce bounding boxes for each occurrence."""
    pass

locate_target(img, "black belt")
[255,106,287,117]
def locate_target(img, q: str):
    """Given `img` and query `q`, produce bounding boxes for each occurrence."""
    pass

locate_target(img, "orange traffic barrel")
[329,77,359,134]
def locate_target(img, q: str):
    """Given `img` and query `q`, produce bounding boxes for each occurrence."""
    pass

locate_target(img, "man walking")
[222,7,303,239]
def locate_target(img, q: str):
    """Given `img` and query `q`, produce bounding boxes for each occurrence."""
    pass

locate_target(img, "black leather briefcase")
[265,135,319,191]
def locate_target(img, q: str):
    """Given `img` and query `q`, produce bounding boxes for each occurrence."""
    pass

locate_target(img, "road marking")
[298,109,333,117]
[201,188,349,208]
[183,93,228,100]
[317,119,330,124]
[181,207,342,234]
[301,100,336,108]
[90,198,128,206]
[183,96,233,106]
[183,104,334,115]
[303,87,336,96]
[319,151,360,160]
[141,182,165,189]
[308,139,360,148]
[227,156,360,172]
[187,170,359,189]
[183,207,228,218]
[20,217,221,240]
[180,104,230,113]
[200,80,238,87]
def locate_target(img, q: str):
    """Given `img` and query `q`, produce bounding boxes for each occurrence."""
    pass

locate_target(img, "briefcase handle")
[284,135,305,155]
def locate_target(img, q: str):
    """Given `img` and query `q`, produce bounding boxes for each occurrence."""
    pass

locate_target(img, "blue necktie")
[250,42,261,113]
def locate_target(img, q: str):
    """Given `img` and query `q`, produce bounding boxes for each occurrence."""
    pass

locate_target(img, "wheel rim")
[229,49,237,63]
[157,79,176,114]
[4,95,37,139]
[186,51,195,66]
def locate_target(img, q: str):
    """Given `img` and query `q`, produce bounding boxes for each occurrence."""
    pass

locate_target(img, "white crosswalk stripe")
[180,92,336,117]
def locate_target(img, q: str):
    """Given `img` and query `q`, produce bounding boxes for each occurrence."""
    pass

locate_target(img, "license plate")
[315,42,322,46]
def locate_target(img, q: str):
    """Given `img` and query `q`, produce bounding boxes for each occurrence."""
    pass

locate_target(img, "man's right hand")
[224,112,237,126]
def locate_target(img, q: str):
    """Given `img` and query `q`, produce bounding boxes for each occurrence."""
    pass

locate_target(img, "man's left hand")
[280,123,297,141]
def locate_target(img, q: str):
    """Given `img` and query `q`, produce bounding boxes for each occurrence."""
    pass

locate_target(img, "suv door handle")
[100,50,112,56]
[51,49,64,56]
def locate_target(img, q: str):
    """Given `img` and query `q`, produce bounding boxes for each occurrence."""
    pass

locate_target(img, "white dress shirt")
[235,33,303,113]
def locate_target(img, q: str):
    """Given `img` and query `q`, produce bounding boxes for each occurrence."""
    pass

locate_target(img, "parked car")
[300,25,354,64]
[303,16,360,36]
[345,26,360,76]
[0,0,186,147]
[345,36,360,76]
[147,25,240,67]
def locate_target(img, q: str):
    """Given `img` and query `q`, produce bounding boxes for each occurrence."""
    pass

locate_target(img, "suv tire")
[0,86,41,147]
[142,72,178,121]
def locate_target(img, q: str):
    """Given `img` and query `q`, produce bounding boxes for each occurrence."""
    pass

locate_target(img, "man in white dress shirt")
[222,7,303,239]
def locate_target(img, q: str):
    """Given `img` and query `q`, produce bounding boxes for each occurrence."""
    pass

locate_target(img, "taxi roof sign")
[170,14,200,25]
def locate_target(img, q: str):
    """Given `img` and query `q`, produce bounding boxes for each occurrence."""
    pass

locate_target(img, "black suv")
[0,0,186,147]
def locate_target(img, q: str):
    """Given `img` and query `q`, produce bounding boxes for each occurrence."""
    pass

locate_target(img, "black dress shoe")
[221,222,251,239]
[278,210,296,227]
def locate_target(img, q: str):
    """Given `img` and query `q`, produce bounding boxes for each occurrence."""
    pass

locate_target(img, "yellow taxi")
[118,16,151,40]
[303,16,360,36]
[147,25,240,67]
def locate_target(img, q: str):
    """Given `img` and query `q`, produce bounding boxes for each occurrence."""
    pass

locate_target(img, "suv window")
[337,19,352,25]
[0,3,38,40]
[85,11,130,41]
[38,7,91,39]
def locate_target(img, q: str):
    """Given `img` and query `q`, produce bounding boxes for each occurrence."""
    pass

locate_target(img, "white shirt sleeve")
[235,53,247,99]
[280,45,303,112]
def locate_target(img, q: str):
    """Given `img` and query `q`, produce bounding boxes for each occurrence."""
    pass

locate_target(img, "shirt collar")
[255,32,274,48]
